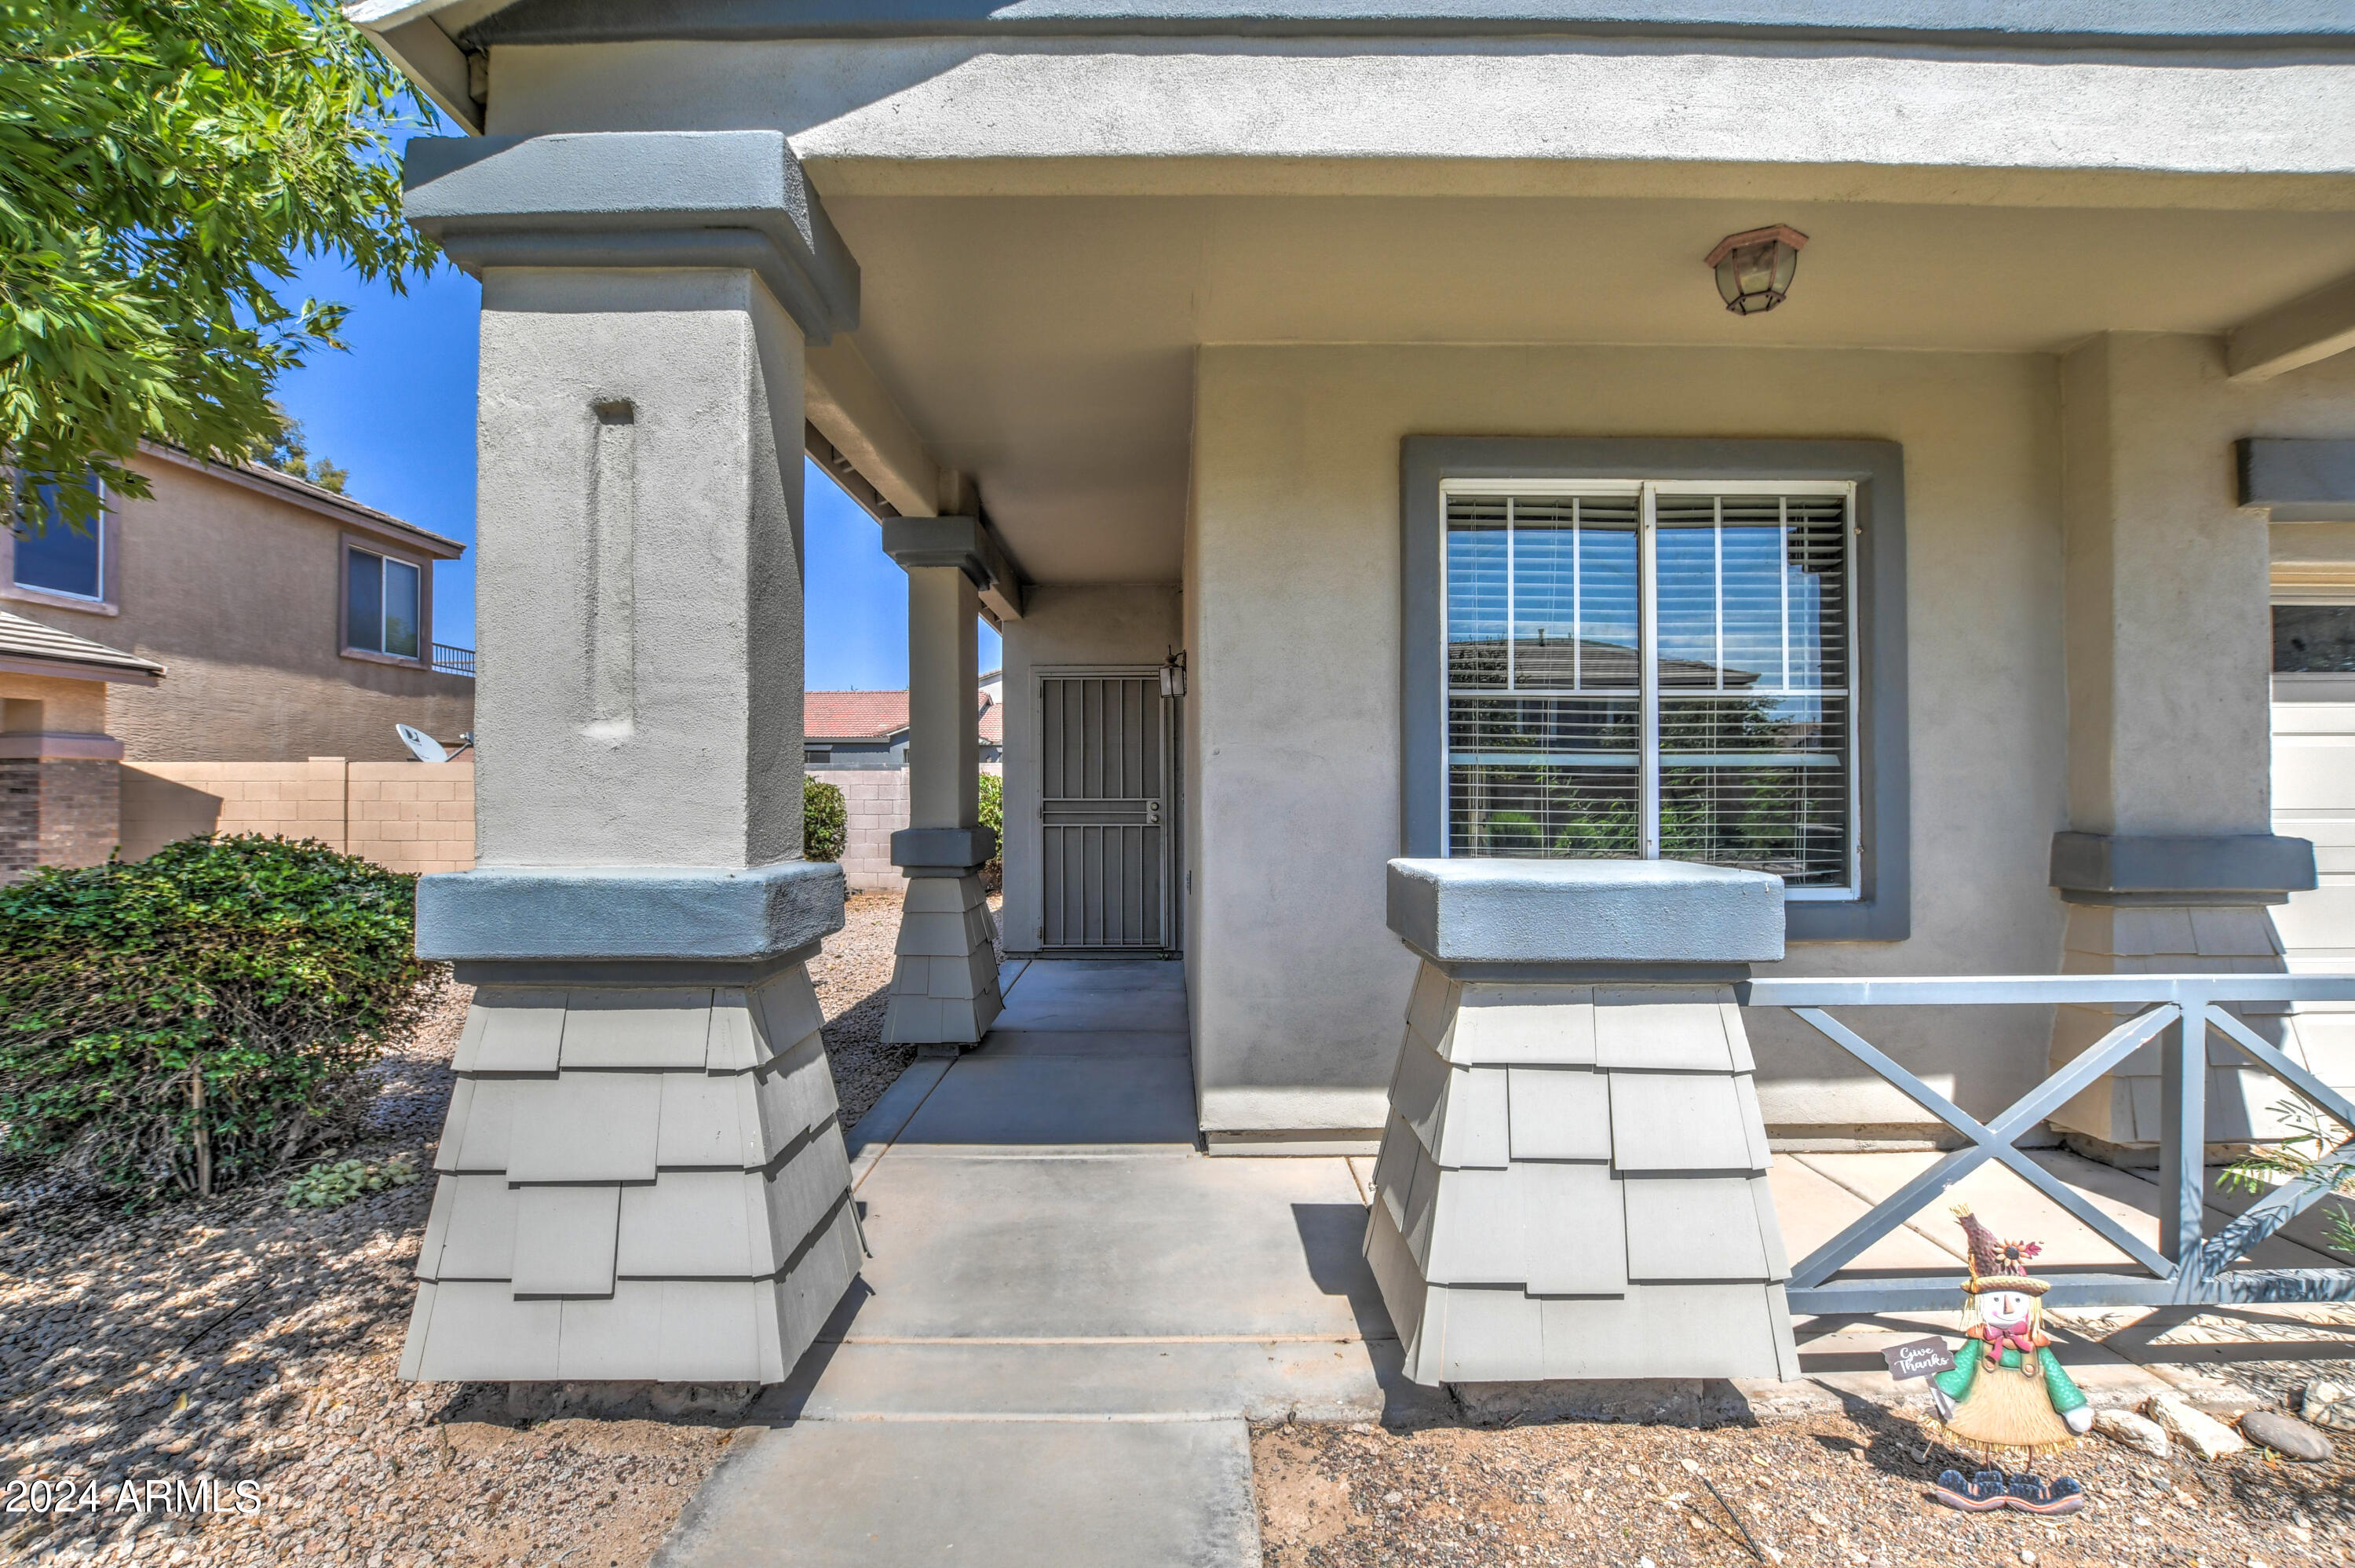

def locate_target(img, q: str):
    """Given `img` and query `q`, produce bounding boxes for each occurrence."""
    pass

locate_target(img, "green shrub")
[0,835,432,1202]
[977,771,1003,876]
[805,775,847,862]
[286,1153,418,1210]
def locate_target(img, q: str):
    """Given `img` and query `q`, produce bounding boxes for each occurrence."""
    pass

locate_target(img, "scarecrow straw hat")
[1953,1205,2050,1296]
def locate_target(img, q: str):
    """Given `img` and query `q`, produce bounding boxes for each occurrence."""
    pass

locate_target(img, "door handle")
[1145,798,1162,826]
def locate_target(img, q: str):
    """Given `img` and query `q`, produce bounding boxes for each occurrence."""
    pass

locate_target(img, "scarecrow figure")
[1926,1207,2092,1515]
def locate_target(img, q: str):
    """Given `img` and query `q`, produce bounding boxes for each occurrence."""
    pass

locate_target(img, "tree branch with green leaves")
[0,0,433,533]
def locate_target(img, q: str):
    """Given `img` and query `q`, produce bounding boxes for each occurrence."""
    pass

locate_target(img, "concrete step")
[849,1151,1378,1340]
[654,1418,1261,1568]
[888,1056,1200,1149]
[764,1336,1408,1423]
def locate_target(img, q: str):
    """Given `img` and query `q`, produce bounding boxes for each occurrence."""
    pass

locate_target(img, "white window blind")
[1443,481,1857,896]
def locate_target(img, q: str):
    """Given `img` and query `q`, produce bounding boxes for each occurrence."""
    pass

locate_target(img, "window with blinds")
[1443,482,1857,895]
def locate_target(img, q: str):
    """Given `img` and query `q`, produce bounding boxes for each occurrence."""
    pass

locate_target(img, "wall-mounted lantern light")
[1704,224,1809,315]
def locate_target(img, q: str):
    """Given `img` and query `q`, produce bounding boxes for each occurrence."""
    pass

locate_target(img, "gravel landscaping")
[1255,1368,2355,1568]
[0,888,936,1568]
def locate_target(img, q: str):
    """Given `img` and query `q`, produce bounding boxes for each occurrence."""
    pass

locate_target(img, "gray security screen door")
[1039,669,1174,952]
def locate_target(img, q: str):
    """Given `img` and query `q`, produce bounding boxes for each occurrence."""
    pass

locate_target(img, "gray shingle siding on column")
[1364,962,1798,1385]
[403,966,861,1384]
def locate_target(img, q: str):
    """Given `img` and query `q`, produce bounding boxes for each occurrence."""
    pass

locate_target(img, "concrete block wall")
[400,968,862,1382]
[810,766,907,892]
[808,764,1002,893]
[1364,963,1798,1385]
[348,762,477,875]
[118,758,475,874]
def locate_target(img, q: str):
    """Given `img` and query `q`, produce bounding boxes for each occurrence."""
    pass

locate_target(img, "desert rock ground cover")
[0,890,918,1568]
[1254,1370,2355,1568]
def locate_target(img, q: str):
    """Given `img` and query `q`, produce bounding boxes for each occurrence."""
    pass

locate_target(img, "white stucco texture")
[1188,341,2071,1137]
[2063,333,2355,837]
[488,38,2355,202]
[473,266,808,871]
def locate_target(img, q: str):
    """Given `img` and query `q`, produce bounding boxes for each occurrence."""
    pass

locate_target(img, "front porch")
[650,955,2355,1566]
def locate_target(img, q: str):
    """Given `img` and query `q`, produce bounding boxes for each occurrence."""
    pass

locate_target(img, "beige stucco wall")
[2064,334,2355,837]
[999,585,1183,954]
[3,455,473,761]
[1188,342,2074,1138]
[0,673,109,735]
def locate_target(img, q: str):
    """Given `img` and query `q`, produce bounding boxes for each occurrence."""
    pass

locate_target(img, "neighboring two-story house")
[0,447,474,875]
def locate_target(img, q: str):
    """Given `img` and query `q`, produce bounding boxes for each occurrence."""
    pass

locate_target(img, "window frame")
[1402,437,1909,942]
[339,535,433,668]
[1439,476,1861,899]
[1,477,119,614]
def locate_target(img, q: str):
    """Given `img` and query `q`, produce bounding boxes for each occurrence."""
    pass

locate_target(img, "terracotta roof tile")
[804,688,1001,745]
[804,690,908,741]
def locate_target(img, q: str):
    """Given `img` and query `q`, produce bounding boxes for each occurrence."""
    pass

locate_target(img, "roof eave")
[136,446,468,560]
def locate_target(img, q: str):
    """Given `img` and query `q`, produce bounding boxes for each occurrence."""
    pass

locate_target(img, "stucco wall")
[999,585,1183,954]
[1188,342,2072,1138]
[0,673,110,736]
[3,457,473,761]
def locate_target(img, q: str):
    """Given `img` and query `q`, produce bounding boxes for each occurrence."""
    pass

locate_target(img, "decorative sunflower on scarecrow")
[1926,1206,2092,1515]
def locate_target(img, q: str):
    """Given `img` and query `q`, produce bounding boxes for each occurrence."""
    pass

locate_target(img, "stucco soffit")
[805,334,943,522]
[402,131,860,341]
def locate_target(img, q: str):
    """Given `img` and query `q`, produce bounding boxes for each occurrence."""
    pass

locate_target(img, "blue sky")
[268,138,996,689]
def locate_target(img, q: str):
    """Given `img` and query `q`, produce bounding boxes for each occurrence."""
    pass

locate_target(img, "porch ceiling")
[831,191,2355,584]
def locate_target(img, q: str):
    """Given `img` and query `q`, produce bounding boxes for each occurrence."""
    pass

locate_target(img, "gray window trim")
[2,479,119,615]
[339,533,434,668]
[1400,436,1908,943]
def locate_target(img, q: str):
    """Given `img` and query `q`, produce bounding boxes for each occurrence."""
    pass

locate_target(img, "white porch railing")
[1742,973,2355,1315]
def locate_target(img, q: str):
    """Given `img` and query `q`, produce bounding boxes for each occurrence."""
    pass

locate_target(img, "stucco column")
[393,130,867,1384]
[880,519,1003,1046]
[2048,334,2317,1157]
[1365,859,1798,1409]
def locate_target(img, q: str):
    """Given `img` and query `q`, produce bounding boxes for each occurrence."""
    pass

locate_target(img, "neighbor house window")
[1442,480,1858,897]
[805,746,833,764]
[10,478,105,601]
[345,545,422,659]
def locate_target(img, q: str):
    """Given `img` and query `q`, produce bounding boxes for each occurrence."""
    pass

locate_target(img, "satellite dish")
[396,724,449,764]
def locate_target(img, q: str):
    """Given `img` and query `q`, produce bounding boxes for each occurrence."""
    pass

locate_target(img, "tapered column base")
[400,965,860,1384]
[883,871,1002,1047]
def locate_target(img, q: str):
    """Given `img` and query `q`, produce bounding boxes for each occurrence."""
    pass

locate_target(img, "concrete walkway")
[655,960,1423,1568]
[656,964,2355,1565]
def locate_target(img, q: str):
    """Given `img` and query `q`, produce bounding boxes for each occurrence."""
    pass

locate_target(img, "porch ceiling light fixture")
[1704,224,1809,315]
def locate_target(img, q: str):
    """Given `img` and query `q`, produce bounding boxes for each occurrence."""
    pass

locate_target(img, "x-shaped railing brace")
[2189,1008,2355,1290]
[1787,997,2355,1297]
[1785,1003,2179,1290]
